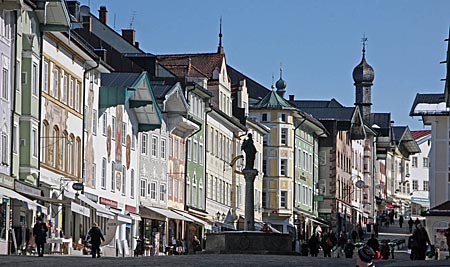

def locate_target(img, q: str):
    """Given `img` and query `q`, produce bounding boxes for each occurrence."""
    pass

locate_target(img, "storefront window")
[0,201,7,239]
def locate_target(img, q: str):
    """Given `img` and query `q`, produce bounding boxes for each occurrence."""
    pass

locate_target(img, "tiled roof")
[227,65,270,100]
[369,113,391,129]
[411,130,432,141]
[293,105,355,121]
[157,53,224,79]
[252,90,297,110]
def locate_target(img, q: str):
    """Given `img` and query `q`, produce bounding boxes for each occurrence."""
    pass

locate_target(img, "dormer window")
[262,113,268,122]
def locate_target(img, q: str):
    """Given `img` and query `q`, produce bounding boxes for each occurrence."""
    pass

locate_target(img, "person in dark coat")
[344,239,355,258]
[399,215,404,228]
[320,233,332,257]
[33,217,48,257]
[351,229,358,243]
[366,234,379,253]
[408,217,414,233]
[85,222,105,258]
[308,234,320,257]
[412,224,430,260]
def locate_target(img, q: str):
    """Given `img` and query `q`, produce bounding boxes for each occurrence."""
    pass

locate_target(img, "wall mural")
[85,88,95,188]
[126,135,131,170]
[115,106,123,167]
[44,99,68,170]
[107,125,111,162]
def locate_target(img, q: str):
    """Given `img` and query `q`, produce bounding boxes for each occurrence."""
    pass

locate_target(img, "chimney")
[99,6,108,25]
[135,41,139,49]
[122,29,136,46]
[82,15,92,32]
[289,95,295,102]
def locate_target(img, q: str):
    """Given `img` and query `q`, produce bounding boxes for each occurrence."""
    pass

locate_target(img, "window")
[423,180,429,191]
[193,141,198,162]
[52,67,59,99]
[12,125,17,154]
[280,191,287,208]
[262,113,268,122]
[101,158,106,189]
[280,159,287,176]
[263,159,267,175]
[199,143,203,164]
[412,180,418,191]
[423,157,429,168]
[102,114,107,136]
[150,182,156,200]
[62,73,68,103]
[111,116,116,140]
[412,157,418,168]
[130,169,135,198]
[75,81,81,111]
[92,109,97,135]
[61,132,67,171]
[1,133,7,165]
[2,68,7,100]
[175,139,178,159]
[43,60,49,93]
[303,186,307,204]
[68,136,73,174]
[159,184,165,201]
[122,122,126,145]
[69,77,74,108]
[122,166,126,195]
[141,133,147,155]
[281,113,286,122]
[262,192,266,208]
[281,128,288,145]
[161,139,166,159]
[75,138,81,176]
[152,136,158,157]
[187,139,191,160]
[140,179,146,197]
[92,163,96,189]
[111,162,115,192]
[32,63,38,96]
[131,135,136,150]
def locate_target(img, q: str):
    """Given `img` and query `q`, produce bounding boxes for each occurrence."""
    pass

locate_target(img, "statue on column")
[241,133,257,170]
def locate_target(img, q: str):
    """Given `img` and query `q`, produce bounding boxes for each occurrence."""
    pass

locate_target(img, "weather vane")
[361,34,368,53]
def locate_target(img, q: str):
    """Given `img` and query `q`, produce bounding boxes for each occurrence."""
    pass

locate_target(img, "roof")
[293,98,344,108]
[150,81,176,99]
[410,93,448,116]
[411,130,432,141]
[227,65,270,100]
[391,126,421,155]
[252,90,297,110]
[368,113,391,129]
[101,72,141,88]
[295,106,356,121]
[157,53,224,80]
[425,200,450,216]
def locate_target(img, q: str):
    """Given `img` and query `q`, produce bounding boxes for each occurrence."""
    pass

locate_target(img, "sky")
[79,0,450,130]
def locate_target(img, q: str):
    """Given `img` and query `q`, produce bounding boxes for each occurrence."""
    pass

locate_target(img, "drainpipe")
[184,115,202,210]
[37,30,44,188]
[81,59,100,184]
[203,103,213,214]
[9,10,18,178]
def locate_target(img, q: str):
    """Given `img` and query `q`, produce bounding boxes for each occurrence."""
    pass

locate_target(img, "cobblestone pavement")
[0,254,448,267]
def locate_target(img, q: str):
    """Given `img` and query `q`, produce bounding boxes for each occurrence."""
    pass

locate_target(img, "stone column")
[243,169,258,231]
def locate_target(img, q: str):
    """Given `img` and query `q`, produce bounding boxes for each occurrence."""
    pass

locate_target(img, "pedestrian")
[389,210,394,225]
[321,233,332,257]
[408,217,414,233]
[358,224,365,241]
[308,233,319,257]
[351,229,358,243]
[399,215,404,228]
[344,239,355,258]
[366,234,379,253]
[337,231,347,258]
[32,217,48,257]
[373,222,379,238]
[414,218,420,226]
[407,235,416,260]
[300,242,309,256]
[380,240,390,259]
[85,222,105,258]
[192,235,201,254]
[356,246,376,267]
[444,222,450,253]
[411,223,431,260]
[384,219,389,228]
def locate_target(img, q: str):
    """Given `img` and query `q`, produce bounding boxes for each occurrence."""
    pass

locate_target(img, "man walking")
[33,217,48,257]
[85,222,105,258]
[399,215,404,228]
[408,217,414,233]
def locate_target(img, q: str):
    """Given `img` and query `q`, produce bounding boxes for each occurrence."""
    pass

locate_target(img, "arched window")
[68,134,74,175]
[122,165,126,195]
[111,161,115,192]
[61,131,68,172]
[52,126,59,168]
[75,137,81,177]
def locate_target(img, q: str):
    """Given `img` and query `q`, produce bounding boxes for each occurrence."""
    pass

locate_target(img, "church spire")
[218,17,224,54]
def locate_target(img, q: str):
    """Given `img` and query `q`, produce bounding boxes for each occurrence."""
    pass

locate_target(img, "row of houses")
[0,0,426,256]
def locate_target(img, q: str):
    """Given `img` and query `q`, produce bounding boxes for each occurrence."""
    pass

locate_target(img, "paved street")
[0,254,448,267]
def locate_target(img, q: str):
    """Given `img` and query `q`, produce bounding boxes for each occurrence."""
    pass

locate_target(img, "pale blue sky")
[80,0,450,130]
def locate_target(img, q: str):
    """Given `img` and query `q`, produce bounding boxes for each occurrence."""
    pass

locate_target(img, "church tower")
[353,37,374,120]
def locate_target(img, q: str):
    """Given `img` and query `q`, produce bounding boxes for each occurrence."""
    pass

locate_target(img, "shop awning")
[128,213,142,221]
[172,209,212,230]
[141,206,192,222]
[0,186,48,214]
[109,209,133,224]
[65,191,115,219]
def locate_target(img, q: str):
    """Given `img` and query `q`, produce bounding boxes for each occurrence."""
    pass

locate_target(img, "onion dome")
[352,47,374,85]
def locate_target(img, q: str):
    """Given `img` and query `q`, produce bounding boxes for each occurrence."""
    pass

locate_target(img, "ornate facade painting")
[107,125,111,162]
[126,135,131,170]
[115,106,123,167]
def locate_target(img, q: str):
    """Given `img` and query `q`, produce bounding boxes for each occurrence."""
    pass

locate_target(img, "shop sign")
[71,202,90,217]
[125,204,136,213]
[0,174,15,189]
[15,180,40,196]
[72,182,84,191]
[84,192,98,202]
[99,197,118,208]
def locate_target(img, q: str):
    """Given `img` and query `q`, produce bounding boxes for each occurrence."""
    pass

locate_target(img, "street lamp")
[216,211,221,221]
